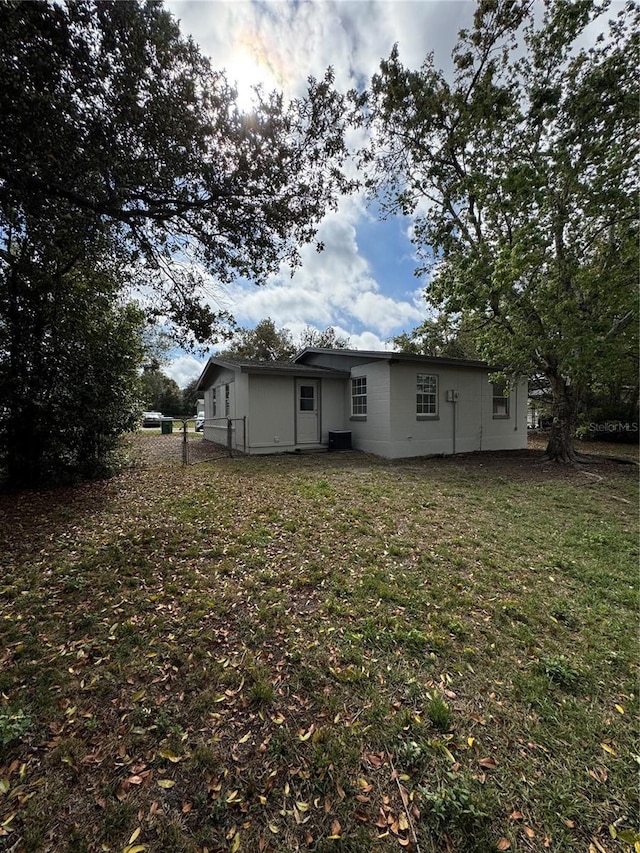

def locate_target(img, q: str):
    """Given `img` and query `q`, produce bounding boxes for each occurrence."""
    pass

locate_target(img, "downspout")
[447,388,458,454]
[514,380,519,433]
[452,398,456,455]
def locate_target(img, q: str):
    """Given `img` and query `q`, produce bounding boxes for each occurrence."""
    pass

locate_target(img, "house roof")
[294,347,495,371]
[195,356,349,390]
[196,348,502,391]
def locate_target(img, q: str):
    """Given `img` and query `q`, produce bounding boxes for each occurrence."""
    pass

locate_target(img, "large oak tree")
[360,0,638,462]
[0,0,353,487]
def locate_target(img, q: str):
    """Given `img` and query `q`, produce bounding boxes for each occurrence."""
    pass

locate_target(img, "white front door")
[296,379,319,444]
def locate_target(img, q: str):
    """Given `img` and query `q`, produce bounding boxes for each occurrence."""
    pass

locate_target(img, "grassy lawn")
[0,437,637,852]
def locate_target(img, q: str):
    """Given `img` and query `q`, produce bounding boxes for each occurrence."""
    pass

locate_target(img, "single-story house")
[195,347,528,459]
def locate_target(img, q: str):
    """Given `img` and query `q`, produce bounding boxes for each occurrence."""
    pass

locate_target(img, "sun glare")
[225,37,283,112]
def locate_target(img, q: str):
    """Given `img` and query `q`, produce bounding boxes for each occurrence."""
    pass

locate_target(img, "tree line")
[1,0,636,487]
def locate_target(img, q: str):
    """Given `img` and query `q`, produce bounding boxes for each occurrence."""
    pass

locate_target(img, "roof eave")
[195,355,350,387]
[295,347,494,371]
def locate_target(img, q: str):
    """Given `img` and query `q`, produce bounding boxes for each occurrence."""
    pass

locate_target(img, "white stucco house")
[195,347,528,459]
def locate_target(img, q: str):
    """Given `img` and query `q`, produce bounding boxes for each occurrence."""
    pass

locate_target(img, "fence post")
[227,418,232,457]
[182,419,188,465]
[243,416,246,454]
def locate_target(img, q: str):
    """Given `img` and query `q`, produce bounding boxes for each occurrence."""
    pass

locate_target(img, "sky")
[162,0,479,387]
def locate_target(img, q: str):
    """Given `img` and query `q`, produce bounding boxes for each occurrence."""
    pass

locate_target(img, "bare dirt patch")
[397,437,638,484]
[128,431,230,467]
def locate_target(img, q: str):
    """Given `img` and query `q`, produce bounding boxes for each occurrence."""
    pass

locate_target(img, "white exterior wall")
[319,378,347,444]
[246,375,296,450]
[230,373,249,451]
[245,374,347,454]
[451,369,482,453]
[388,363,459,457]
[357,363,528,459]
[346,361,392,455]
[480,376,528,451]
[203,367,244,448]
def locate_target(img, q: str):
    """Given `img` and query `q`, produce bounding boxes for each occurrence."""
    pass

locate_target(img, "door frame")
[295,378,320,444]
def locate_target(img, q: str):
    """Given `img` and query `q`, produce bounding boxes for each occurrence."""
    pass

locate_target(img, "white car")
[195,412,205,431]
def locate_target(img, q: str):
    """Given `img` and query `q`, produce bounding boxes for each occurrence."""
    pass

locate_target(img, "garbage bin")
[161,418,173,434]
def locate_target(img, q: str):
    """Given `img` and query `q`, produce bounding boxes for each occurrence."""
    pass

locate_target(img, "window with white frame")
[492,381,510,417]
[225,384,230,416]
[351,376,367,416]
[417,374,438,416]
[212,387,217,417]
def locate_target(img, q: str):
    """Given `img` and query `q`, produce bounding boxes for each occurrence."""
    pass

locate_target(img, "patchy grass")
[0,436,637,853]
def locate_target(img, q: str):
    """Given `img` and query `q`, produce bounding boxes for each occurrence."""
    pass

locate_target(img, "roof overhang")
[195,356,349,391]
[238,363,350,379]
[293,347,497,371]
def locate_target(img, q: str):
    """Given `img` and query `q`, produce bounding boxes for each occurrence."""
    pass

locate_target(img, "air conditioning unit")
[328,430,352,450]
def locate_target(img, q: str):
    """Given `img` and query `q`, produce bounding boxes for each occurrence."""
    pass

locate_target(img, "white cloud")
[162,1,471,350]
[219,201,423,338]
[350,291,423,335]
[165,354,206,388]
[347,329,395,351]
[229,282,335,327]
[166,0,472,103]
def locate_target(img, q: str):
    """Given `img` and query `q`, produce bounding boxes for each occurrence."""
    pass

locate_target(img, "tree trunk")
[3,263,52,490]
[544,372,581,463]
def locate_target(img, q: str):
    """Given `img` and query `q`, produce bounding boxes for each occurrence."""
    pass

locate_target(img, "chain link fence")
[182,417,247,465]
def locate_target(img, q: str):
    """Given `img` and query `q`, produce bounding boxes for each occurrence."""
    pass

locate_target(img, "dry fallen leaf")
[127,828,141,845]
[158,748,182,763]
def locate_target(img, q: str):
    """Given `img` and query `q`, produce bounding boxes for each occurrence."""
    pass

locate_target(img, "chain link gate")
[181,417,247,465]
